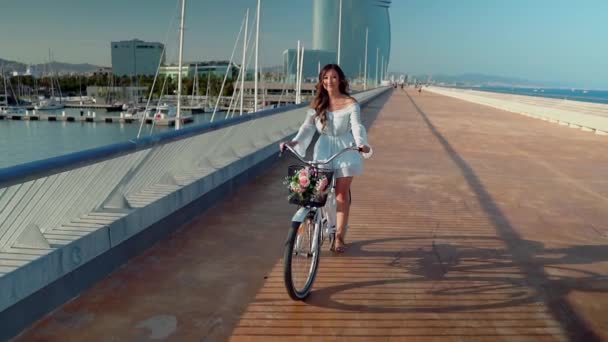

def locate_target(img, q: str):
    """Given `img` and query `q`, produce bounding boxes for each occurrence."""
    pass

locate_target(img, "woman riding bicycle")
[280,64,372,253]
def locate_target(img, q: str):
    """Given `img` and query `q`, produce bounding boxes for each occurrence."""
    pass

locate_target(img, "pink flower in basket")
[299,175,310,188]
[316,176,329,192]
[285,166,332,204]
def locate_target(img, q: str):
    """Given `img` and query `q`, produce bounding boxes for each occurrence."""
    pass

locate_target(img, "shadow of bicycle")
[310,236,608,315]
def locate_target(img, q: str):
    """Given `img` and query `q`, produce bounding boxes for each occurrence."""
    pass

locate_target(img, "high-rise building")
[285,0,391,84]
[111,39,165,76]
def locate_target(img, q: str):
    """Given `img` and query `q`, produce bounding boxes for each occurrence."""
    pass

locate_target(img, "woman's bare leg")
[335,176,353,250]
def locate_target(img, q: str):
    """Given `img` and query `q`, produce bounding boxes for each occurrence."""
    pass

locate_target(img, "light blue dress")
[292,103,371,178]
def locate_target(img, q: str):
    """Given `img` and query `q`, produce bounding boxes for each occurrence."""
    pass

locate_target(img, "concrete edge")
[426,87,608,135]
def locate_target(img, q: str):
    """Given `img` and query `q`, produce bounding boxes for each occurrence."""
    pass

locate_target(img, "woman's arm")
[350,104,372,157]
[279,109,316,156]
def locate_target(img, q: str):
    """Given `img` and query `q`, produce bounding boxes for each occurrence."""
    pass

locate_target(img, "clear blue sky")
[1,0,606,89]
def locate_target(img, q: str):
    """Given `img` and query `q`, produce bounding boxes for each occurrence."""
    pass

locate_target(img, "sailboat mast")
[191,63,197,106]
[254,0,260,113]
[205,71,210,107]
[1,66,7,107]
[240,8,248,115]
[298,45,304,104]
[48,48,55,98]
[176,0,186,129]
[337,0,342,65]
[295,40,300,104]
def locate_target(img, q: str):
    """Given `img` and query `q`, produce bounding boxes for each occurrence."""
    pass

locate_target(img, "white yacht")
[34,98,64,111]
[152,104,178,126]
[152,103,194,126]
[153,104,177,120]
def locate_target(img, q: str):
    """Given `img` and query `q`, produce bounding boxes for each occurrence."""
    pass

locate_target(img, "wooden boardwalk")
[16,89,608,341]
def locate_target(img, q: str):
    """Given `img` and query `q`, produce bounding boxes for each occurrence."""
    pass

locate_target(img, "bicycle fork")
[292,209,321,257]
[310,212,321,253]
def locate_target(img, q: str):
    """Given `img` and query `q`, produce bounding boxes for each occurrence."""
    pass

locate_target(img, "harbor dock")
[0,110,194,126]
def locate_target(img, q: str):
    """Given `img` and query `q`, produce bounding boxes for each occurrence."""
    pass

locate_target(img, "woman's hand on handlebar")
[279,141,298,152]
[358,145,371,154]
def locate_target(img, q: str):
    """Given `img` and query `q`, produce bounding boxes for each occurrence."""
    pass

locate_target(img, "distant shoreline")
[445,85,608,105]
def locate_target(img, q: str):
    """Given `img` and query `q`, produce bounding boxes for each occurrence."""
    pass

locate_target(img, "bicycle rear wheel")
[283,215,321,300]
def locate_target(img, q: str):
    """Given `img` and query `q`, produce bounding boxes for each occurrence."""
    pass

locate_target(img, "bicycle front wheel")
[283,217,321,300]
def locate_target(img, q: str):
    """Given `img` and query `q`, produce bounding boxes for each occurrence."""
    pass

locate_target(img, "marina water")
[0,108,218,168]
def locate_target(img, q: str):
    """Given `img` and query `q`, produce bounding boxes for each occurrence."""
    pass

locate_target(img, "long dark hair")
[310,64,354,129]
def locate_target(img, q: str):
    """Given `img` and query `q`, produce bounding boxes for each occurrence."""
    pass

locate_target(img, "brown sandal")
[333,234,347,254]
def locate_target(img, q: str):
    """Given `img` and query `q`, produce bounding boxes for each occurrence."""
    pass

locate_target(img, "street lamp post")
[381,55,384,83]
[364,27,368,90]
[375,47,379,86]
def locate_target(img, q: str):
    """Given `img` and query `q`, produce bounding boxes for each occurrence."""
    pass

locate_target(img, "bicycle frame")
[281,144,358,247]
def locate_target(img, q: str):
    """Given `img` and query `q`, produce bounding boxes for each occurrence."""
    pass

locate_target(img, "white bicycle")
[280,144,361,300]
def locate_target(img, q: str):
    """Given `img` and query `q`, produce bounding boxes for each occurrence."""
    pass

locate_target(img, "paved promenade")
[16,89,608,341]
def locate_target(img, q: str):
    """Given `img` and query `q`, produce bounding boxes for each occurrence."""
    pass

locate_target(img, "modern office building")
[285,0,391,84]
[159,61,239,80]
[111,39,165,76]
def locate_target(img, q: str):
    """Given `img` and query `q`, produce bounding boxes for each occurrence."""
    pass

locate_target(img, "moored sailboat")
[153,0,191,128]
[35,50,65,111]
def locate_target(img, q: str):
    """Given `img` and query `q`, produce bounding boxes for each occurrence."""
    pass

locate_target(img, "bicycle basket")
[286,165,334,207]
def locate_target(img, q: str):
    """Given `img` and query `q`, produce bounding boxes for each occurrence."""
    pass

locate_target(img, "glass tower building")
[312,0,391,83]
[111,39,165,77]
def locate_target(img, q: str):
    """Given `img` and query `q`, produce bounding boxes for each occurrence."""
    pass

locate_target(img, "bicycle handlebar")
[280,143,360,166]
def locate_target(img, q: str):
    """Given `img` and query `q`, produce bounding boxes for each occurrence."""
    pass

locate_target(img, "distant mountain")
[430,73,538,87]
[0,58,25,72]
[0,57,104,75]
[45,62,103,74]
